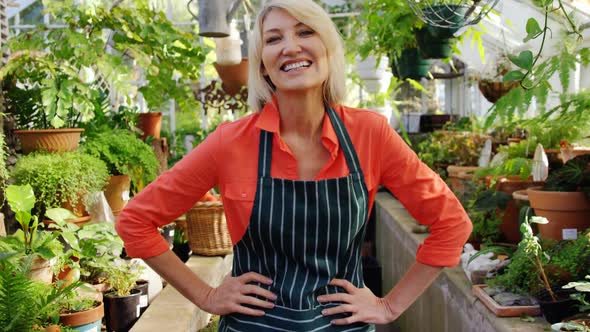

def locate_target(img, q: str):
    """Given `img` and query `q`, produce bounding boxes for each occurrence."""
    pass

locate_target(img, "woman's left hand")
[317,279,399,325]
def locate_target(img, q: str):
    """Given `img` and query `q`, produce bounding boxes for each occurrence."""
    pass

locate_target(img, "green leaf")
[6,185,36,213]
[503,70,525,82]
[508,51,534,71]
[523,18,543,42]
[45,208,78,224]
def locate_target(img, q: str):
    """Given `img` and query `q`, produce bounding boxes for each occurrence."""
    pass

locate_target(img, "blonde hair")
[247,0,346,112]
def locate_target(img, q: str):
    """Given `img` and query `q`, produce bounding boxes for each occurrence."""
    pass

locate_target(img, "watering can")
[195,0,244,37]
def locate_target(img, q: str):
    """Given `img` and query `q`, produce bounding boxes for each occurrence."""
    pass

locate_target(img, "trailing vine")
[483,0,590,135]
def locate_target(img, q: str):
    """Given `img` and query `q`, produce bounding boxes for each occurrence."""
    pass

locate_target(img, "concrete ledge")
[375,192,548,332]
[131,255,233,332]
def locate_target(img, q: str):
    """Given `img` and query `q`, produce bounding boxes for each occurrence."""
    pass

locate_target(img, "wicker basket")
[185,201,233,256]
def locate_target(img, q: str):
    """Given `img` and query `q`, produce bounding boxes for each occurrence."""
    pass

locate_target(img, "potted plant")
[0,255,80,332]
[525,154,590,241]
[103,259,144,332]
[495,216,578,323]
[44,207,124,293]
[81,129,160,212]
[0,0,208,151]
[172,226,192,263]
[553,276,590,330]
[11,152,109,223]
[0,185,64,283]
[355,0,431,80]
[478,54,520,103]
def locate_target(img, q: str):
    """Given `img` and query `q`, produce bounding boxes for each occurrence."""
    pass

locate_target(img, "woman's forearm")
[382,261,443,318]
[143,250,213,308]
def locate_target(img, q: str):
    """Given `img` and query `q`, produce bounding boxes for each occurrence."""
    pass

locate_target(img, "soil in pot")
[537,287,578,324]
[104,289,141,332]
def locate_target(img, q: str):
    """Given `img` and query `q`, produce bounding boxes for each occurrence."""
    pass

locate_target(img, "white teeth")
[283,61,311,72]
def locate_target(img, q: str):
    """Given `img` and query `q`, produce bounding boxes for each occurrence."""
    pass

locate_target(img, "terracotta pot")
[44,325,61,332]
[496,177,545,243]
[527,186,590,240]
[446,165,480,198]
[213,58,248,95]
[60,301,104,328]
[105,175,131,216]
[138,112,162,140]
[28,257,54,284]
[14,128,84,154]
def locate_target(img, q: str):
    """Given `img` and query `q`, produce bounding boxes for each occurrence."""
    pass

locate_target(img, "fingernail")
[272,294,277,300]
[317,296,324,301]
[267,278,273,283]
[321,309,327,315]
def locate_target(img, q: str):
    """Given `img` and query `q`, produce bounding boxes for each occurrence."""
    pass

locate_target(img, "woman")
[115,0,472,330]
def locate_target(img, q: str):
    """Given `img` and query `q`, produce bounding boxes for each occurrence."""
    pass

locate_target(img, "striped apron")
[219,107,373,332]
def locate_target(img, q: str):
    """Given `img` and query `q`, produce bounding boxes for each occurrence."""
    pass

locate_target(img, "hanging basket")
[185,200,232,256]
[213,58,249,96]
[478,80,519,103]
[415,29,454,59]
[394,48,432,80]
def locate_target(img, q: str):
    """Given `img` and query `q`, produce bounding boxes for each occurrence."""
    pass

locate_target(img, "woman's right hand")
[200,272,277,316]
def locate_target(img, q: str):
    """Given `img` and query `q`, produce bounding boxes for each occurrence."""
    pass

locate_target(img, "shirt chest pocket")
[222,181,258,202]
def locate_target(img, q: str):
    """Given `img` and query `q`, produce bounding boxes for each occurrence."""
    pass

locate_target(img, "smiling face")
[260,8,329,94]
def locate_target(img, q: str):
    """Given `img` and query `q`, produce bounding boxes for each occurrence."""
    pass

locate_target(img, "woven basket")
[185,201,233,256]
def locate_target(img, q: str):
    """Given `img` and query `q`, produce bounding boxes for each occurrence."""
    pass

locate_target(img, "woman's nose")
[282,35,302,55]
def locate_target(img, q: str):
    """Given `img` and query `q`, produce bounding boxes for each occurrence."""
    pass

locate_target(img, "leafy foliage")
[354,0,422,60]
[81,129,159,194]
[544,155,590,198]
[105,259,144,297]
[0,133,8,202]
[489,228,590,295]
[11,152,109,217]
[0,0,208,129]
[418,131,489,169]
[0,257,77,332]
[0,185,63,262]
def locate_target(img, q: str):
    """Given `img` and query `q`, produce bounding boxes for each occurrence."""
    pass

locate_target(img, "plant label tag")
[169,230,175,237]
[562,229,577,240]
[140,294,149,307]
[136,304,141,317]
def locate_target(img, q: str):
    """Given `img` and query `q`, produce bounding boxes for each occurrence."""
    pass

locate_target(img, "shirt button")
[241,192,246,198]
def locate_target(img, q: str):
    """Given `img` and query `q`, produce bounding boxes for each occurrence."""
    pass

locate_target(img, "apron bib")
[219,108,373,332]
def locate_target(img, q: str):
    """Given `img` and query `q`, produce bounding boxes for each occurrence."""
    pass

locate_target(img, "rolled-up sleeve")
[378,122,472,267]
[115,126,223,258]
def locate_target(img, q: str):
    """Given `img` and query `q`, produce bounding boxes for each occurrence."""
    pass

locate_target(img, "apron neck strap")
[258,106,364,179]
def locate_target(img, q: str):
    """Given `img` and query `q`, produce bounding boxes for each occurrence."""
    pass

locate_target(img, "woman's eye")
[299,30,314,36]
[265,36,280,44]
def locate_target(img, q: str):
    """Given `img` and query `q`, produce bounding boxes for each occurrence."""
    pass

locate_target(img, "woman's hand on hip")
[200,272,276,316]
[317,279,399,325]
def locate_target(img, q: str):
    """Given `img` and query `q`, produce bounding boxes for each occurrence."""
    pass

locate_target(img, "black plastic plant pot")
[415,29,454,59]
[135,280,150,316]
[173,242,192,263]
[159,223,175,248]
[394,48,432,80]
[104,289,141,332]
[423,5,468,38]
[536,287,578,324]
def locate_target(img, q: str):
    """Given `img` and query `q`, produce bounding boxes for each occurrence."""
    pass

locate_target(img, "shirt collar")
[255,98,340,157]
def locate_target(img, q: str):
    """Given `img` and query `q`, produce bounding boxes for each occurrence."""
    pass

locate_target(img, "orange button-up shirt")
[115,102,472,267]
